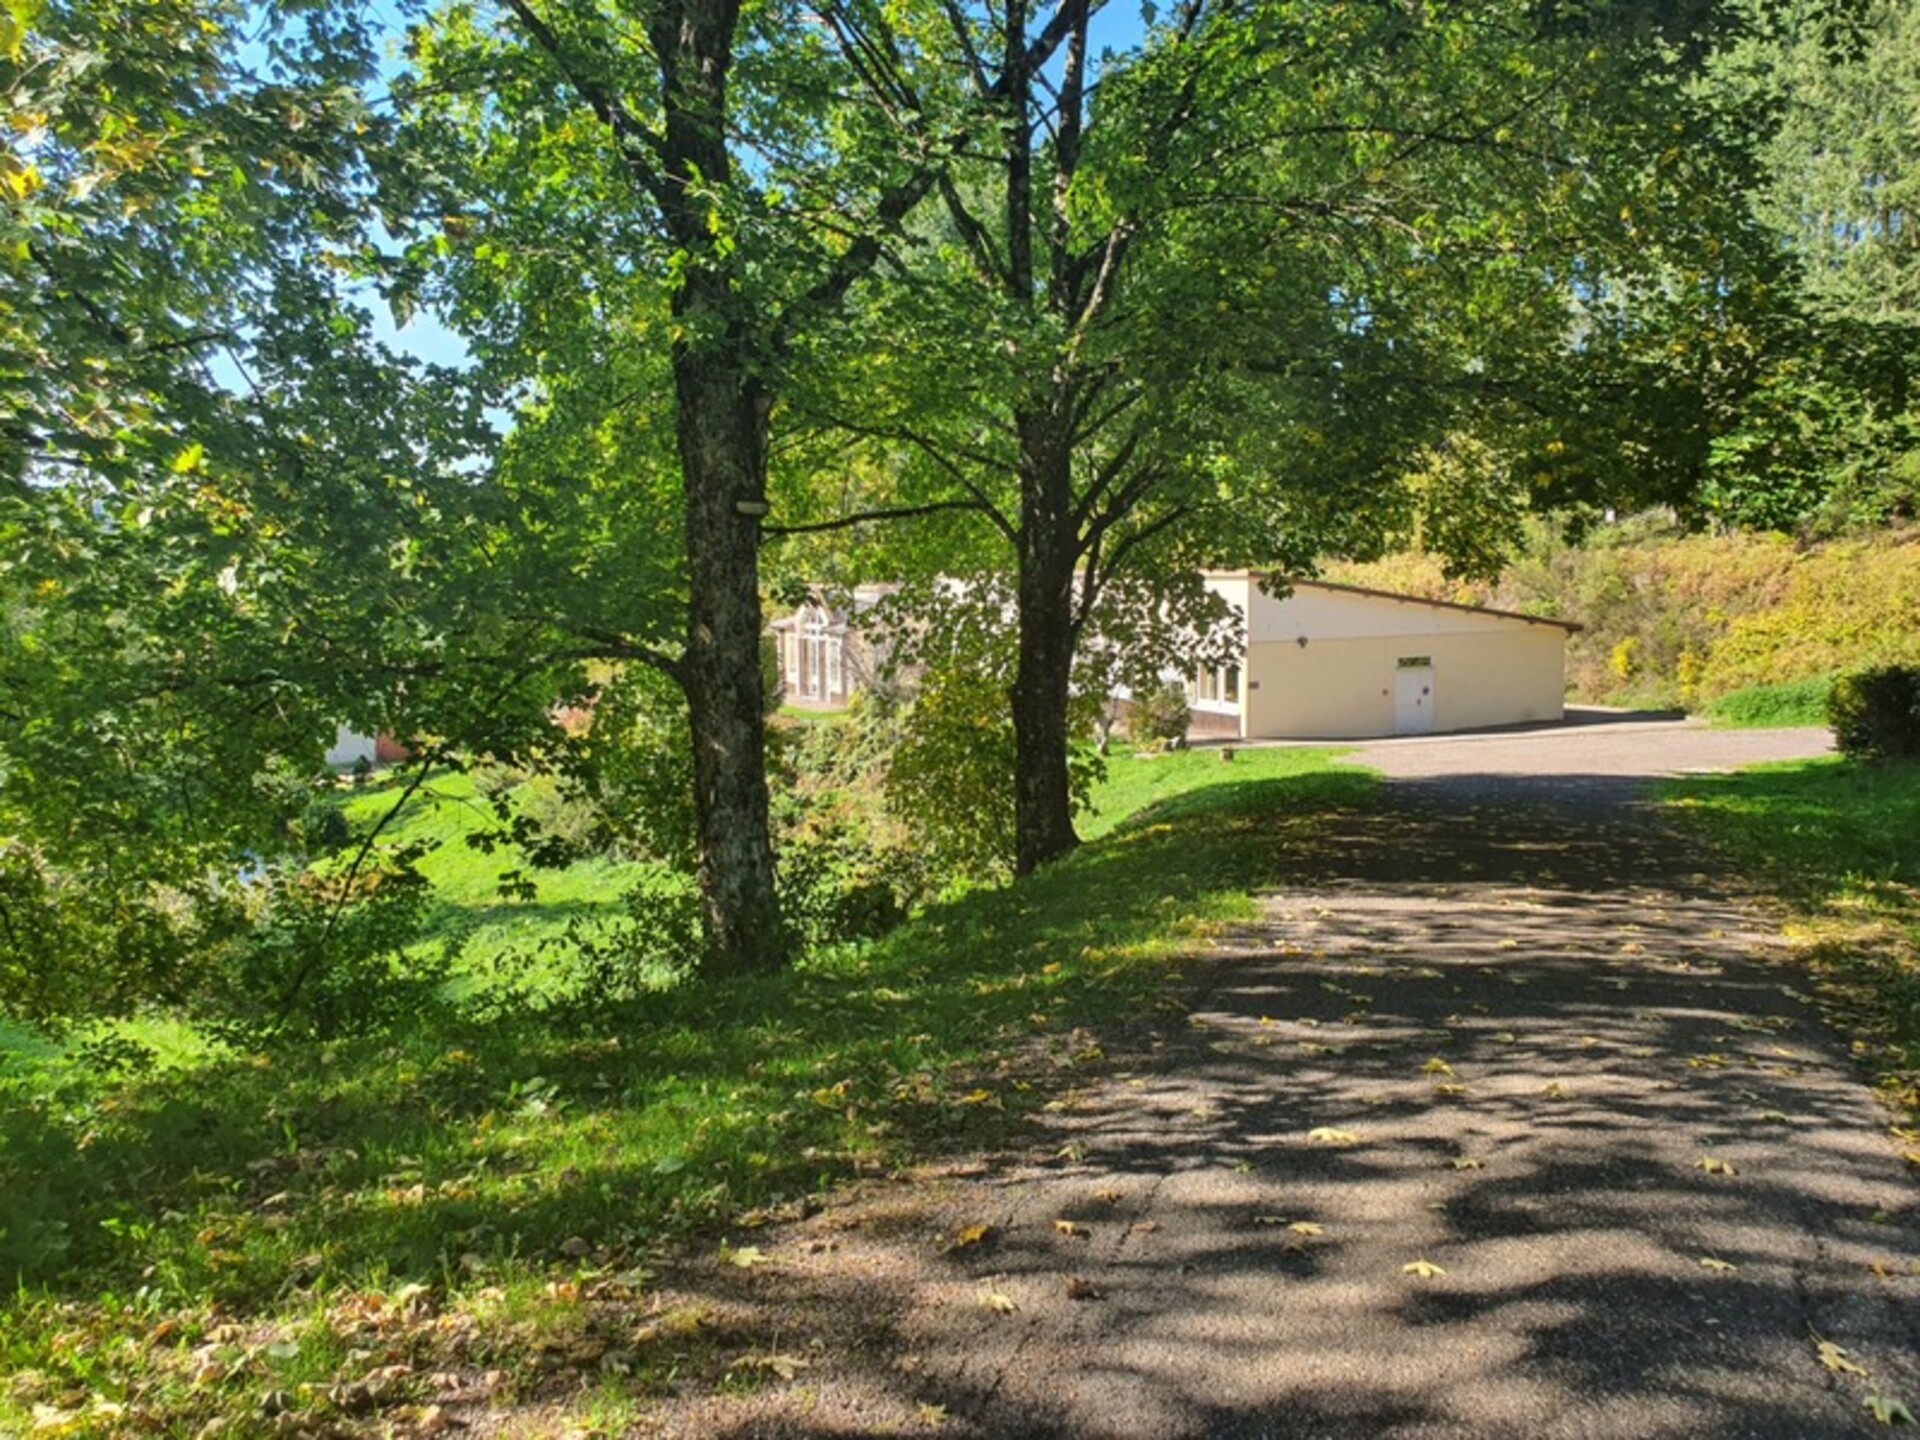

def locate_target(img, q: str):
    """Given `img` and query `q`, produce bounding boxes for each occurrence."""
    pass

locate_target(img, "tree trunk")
[1011,411,1080,876]
[673,323,787,974]
[645,0,786,974]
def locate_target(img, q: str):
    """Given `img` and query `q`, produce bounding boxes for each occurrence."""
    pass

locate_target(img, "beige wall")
[1202,573,1571,739]
[1243,628,1566,738]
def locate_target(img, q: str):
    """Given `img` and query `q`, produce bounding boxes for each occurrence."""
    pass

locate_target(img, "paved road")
[621,722,1919,1440]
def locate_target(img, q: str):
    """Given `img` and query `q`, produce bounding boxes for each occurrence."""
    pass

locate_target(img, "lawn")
[1665,756,1920,1112]
[0,748,1373,1437]
[335,770,656,990]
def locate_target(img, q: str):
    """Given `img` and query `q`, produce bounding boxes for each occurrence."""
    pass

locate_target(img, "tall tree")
[391,1,1112,970]
[783,0,1722,873]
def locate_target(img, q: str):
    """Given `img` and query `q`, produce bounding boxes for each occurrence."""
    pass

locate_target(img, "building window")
[1190,667,1240,706]
[828,639,843,696]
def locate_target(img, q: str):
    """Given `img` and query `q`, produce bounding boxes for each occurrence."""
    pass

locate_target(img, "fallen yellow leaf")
[736,1351,808,1380]
[1450,1157,1485,1170]
[1287,1221,1325,1236]
[978,1288,1019,1314]
[1402,1258,1446,1278]
[1696,1157,1738,1177]
[1699,1256,1737,1272]
[1819,1339,1870,1377]
[1863,1394,1916,1425]
[948,1223,993,1250]
[725,1246,771,1268]
[1053,1219,1089,1238]
[1422,1058,1454,1076]
[1307,1127,1359,1145]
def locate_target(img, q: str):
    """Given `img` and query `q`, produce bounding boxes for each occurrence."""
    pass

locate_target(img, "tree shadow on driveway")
[588,772,1920,1439]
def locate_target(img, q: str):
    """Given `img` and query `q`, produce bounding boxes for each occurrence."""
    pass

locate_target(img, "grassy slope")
[1666,757,1920,1115]
[337,772,653,982]
[0,750,1372,1437]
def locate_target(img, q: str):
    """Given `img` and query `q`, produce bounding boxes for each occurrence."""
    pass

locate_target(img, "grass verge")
[1698,676,1833,729]
[1665,757,1920,1123]
[0,751,1372,1437]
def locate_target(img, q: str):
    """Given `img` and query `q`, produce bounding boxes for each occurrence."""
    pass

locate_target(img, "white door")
[1394,662,1434,735]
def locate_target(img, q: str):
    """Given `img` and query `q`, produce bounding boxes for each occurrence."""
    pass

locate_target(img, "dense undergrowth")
[1666,758,1920,1122]
[0,749,1370,1438]
[1326,515,1920,717]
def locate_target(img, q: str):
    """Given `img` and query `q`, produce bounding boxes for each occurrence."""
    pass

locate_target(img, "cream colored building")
[1189,575,1578,740]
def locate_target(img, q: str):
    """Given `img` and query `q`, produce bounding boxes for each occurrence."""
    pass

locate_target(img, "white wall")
[325,725,378,769]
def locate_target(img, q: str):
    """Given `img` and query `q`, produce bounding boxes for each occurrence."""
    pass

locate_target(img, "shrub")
[521,866,707,1015]
[298,799,352,853]
[1128,683,1192,745]
[779,818,922,949]
[1707,676,1833,729]
[206,858,441,1042]
[884,680,1018,882]
[1828,665,1920,761]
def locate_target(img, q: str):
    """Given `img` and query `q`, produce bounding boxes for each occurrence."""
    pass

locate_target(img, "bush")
[459,864,704,1020]
[884,680,1018,882]
[206,859,441,1042]
[298,799,352,853]
[1707,676,1834,728]
[779,817,925,949]
[1128,683,1191,745]
[1828,665,1920,761]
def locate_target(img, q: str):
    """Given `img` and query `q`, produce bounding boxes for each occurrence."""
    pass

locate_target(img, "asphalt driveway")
[598,720,1919,1440]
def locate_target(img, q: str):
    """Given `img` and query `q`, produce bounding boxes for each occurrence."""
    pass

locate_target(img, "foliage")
[763,0,1740,872]
[0,0,509,1026]
[0,841,218,1024]
[201,857,441,1044]
[486,866,705,1014]
[0,752,1372,1434]
[298,800,353,855]
[1729,0,1920,328]
[776,815,921,951]
[884,674,1024,884]
[1389,435,1534,583]
[1128,684,1192,746]
[1658,0,1920,532]
[864,575,1150,880]
[1703,676,1833,729]
[1829,666,1920,763]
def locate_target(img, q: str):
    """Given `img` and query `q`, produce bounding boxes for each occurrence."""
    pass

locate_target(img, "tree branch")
[763,498,997,535]
[501,0,671,211]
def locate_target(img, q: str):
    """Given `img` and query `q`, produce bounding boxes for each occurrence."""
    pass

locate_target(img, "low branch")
[763,498,995,535]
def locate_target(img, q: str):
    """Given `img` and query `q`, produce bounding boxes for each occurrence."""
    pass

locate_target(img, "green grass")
[1665,756,1920,1115]
[0,750,1373,1437]
[1699,675,1834,729]
[1079,743,1346,841]
[336,772,656,984]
